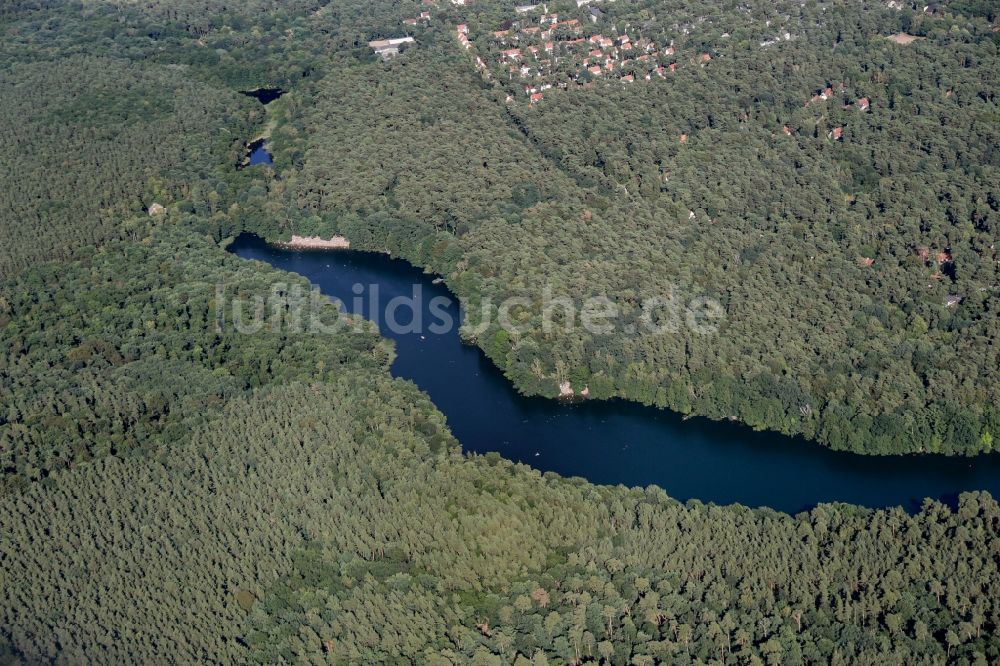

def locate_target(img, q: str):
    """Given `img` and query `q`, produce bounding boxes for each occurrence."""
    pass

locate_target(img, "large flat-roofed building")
[368,36,415,58]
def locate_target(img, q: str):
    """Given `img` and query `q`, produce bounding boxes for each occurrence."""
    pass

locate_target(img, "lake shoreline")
[228,233,1000,514]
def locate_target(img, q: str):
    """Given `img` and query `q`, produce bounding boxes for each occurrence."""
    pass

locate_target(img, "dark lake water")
[241,88,285,104]
[229,233,1000,514]
[247,140,273,166]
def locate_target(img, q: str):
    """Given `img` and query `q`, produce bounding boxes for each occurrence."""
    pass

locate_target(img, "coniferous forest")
[1,0,998,663]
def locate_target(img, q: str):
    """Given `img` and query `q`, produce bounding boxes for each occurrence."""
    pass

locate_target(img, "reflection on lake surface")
[245,139,272,167]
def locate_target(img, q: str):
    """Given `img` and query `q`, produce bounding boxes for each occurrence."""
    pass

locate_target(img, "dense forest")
[1,0,998,663]
[8,0,992,456]
[260,0,999,456]
[0,56,257,276]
